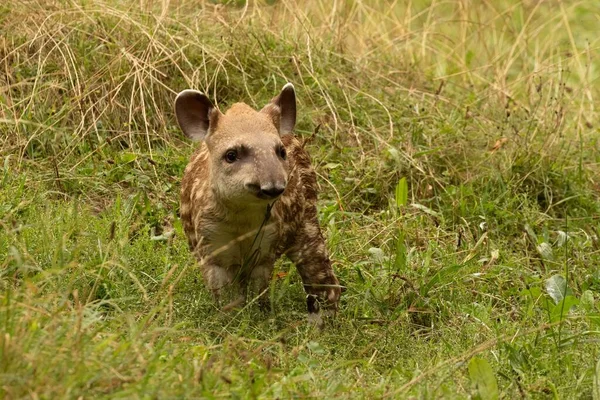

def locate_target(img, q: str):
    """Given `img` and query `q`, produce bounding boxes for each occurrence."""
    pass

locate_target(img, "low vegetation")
[1,0,600,397]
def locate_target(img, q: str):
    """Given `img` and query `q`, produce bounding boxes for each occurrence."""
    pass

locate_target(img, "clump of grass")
[1,0,600,397]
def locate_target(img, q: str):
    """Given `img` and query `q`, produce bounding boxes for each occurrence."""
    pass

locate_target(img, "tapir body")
[175,84,340,319]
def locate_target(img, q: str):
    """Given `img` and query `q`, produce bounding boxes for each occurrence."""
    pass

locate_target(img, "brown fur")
[175,85,341,319]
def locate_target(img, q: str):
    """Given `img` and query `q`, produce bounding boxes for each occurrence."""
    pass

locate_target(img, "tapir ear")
[260,83,296,135]
[174,90,221,141]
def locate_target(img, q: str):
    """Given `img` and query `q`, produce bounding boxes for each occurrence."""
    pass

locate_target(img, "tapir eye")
[278,146,287,160]
[224,150,238,163]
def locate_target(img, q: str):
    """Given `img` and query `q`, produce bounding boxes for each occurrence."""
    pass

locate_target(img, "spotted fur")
[175,84,340,320]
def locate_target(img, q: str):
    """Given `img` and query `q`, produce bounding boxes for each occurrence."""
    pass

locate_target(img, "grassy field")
[1,0,600,397]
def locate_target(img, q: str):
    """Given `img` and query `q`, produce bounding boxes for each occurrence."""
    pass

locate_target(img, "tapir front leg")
[285,219,341,320]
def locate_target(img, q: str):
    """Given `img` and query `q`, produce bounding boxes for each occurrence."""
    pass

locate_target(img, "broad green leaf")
[150,230,174,242]
[545,274,568,305]
[550,295,579,322]
[387,147,401,163]
[368,247,386,265]
[395,177,408,208]
[307,341,326,355]
[536,242,553,260]
[120,152,137,164]
[520,286,542,300]
[323,163,341,169]
[556,230,568,247]
[581,290,595,311]
[468,357,499,400]
[394,230,406,272]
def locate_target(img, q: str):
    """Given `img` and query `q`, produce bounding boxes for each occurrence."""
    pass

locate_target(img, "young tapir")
[174,83,341,322]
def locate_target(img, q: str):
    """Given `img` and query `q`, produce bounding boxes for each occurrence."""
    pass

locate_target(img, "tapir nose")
[244,182,286,199]
[260,185,285,199]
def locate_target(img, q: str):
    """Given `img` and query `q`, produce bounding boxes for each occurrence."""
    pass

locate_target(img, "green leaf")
[394,230,406,272]
[581,290,595,312]
[307,341,326,355]
[395,177,408,208]
[368,247,386,264]
[524,224,537,243]
[323,163,341,169]
[536,242,553,260]
[468,357,499,400]
[387,147,401,163]
[150,230,174,241]
[550,295,579,323]
[545,274,572,305]
[120,152,137,164]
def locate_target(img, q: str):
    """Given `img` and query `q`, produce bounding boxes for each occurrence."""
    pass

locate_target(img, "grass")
[1,0,600,397]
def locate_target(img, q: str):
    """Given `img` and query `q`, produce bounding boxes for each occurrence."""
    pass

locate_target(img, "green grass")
[2,0,600,397]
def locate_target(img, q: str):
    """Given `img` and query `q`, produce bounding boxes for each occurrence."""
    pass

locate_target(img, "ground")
[1,0,600,398]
